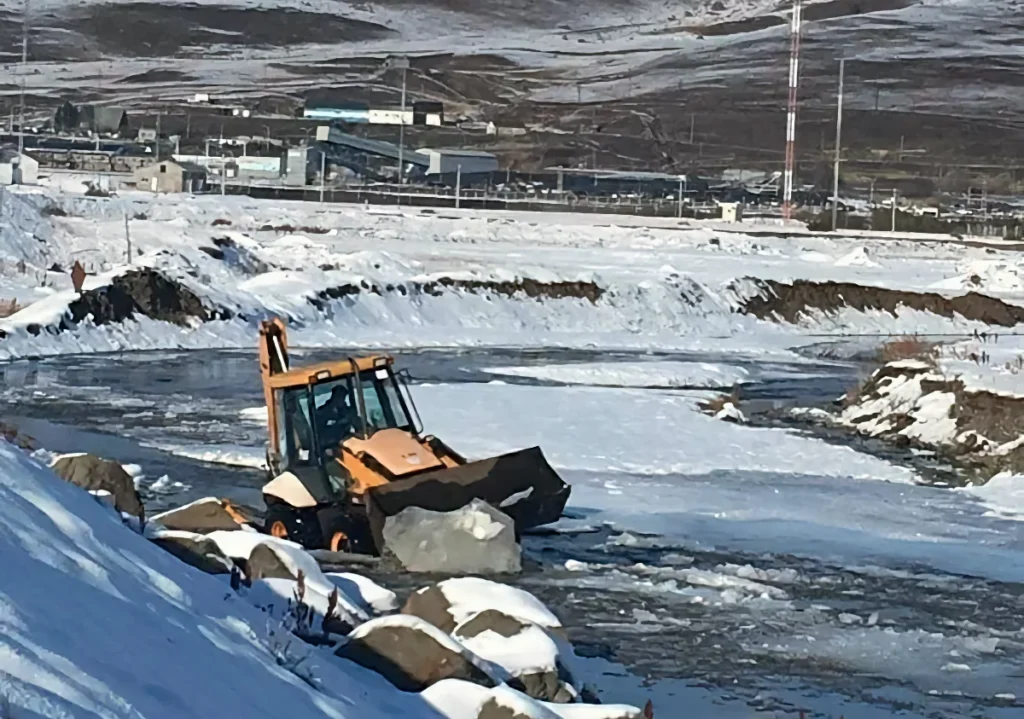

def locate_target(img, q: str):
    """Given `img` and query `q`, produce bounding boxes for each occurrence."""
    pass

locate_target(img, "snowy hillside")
[0,439,438,719]
[2,184,1023,359]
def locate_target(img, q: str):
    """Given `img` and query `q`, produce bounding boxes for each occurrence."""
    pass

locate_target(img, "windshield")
[311,367,412,446]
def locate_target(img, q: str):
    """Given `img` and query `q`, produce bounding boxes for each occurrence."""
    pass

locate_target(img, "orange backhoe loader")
[257,319,571,553]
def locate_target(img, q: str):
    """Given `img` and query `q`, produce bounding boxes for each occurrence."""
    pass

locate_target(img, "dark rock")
[62,268,232,330]
[336,618,495,692]
[152,534,233,575]
[402,585,456,633]
[382,499,521,575]
[243,543,296,582]
[477,700,533,719]
[51,454,143,517]
[151,498,249,533]
[456,610,576,703]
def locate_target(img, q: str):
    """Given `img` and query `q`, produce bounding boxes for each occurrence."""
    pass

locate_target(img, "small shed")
[720,202,744,223]
[134,160,207,193]
[0,149,39,185]
[416,148,499,175]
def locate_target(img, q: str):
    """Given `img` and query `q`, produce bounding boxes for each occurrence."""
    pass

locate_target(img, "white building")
[368,108,414,125]
[0,149,39,185]
[416,148,499,175]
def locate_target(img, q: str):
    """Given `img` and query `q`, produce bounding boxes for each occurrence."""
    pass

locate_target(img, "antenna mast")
[783,0,802,221]
[18,0,28,156]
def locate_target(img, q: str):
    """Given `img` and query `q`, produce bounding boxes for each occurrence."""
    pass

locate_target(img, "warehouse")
[314,125,429,181]
[134,159,208,193]
[416,148,499,175]
[303,102,370,123]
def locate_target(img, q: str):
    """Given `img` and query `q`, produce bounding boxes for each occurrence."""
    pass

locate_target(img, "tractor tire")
[263,503,323,549]
[316,505,376,555]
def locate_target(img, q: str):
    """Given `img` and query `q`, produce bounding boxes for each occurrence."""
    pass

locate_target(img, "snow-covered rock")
[403,578,562,634]
[382,499,522,575]
[327,572,399,615]
[150,496,250,533]
[149,529,235,575]
[454,610,577,703]
[422,681,644,719]
[50,452,143,517]
[337,615,502,692]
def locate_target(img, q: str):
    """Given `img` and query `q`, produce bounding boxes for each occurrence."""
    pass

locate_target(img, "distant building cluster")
[302,101,444,127]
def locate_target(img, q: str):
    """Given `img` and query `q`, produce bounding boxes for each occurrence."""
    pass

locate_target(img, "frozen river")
[1,347,1022,718]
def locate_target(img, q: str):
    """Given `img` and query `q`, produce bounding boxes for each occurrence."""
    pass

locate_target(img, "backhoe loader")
[257,318,571,553]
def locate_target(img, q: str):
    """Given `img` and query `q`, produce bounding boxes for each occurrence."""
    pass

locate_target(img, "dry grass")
[878,336,938,365]
[0,421,35,450]
[0,299,21,318]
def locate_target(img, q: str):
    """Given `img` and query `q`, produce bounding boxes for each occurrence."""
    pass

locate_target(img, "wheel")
[328,530,350,552]
[263,502,322,548]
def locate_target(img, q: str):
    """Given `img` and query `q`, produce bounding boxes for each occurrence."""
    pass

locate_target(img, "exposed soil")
[311,276,605,310]
[739,279,1024,327]
[59,4,395,58]
[53,269,230,333]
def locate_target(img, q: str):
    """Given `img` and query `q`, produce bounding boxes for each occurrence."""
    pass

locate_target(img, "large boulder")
[51,454,143,517]
[150,531,234,575]
[150,497,250,533]
[336,615,498,693]
[455,610,577,703]
[422,681,645,719]
[382,498,521,575]
[403,578,562,635]
[245,543,296,581]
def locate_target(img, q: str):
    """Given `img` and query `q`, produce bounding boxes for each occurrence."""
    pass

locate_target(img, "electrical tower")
[783,0,802,221]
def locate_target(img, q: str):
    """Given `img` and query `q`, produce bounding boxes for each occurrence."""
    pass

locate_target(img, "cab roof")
[267,355,394,389]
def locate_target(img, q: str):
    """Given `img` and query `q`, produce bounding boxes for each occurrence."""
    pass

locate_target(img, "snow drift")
[0,439,438,719]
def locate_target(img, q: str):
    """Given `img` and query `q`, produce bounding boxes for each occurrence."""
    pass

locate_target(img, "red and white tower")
[783,0,803,221]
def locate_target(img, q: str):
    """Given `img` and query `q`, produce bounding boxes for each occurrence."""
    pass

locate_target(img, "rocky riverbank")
[28,448,651,719]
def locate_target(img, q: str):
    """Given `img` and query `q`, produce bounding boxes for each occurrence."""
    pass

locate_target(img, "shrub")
[0,299,21,318]
[878,337,937,365]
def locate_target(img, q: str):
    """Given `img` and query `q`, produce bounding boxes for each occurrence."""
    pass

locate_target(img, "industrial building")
[314,125,429,181]
[417,148,499,176]
[303,100,442,126]
[134,159,208,193]
[0,149,39,185]
[53,103,130,137]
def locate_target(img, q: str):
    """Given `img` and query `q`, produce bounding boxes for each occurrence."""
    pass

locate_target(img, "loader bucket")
[364,446,570,551]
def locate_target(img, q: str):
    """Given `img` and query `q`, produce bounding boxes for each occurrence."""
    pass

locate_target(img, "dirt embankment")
[842,361,1024,479]
[311,277,605,310]
[4,269,233,339]
[740,279,1024,327]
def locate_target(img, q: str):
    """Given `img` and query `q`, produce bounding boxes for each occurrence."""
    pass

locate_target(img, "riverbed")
[1,347,1022,718]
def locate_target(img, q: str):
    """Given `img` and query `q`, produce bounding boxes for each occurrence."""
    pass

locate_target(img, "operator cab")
[266,357,422,499]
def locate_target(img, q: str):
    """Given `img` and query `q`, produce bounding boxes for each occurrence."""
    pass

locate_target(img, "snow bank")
[961,472,1024,521]
[0,440,440,719]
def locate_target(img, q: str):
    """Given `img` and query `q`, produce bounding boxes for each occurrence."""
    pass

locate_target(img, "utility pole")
[782,0,803,221]
[831,58,845,232]
[319,149,326,203]
[689,114,695,144]
[155,112,161,162]
[677,176,684,218]
[124,212,132,264]
[18,0,29,156]
[891,188,898,232]
[455,164,462,209]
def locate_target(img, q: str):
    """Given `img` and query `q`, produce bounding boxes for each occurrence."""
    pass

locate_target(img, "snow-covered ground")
[0,186,1017,360]
[5,185,1024,716]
